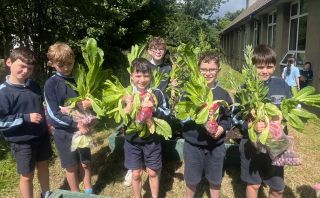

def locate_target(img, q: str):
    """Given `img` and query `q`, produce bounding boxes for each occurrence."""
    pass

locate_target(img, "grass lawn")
[1,63,319,198]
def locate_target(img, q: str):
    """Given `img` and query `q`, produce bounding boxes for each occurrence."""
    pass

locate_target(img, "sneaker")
[123,170,132,187]
[41,191,52,198]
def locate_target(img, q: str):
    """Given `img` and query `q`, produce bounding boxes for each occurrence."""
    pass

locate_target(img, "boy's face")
[148,45,166,62]
[256,63,275,81]
[131,70,151,92]
[51,59,74,75]
[199,60,220,86]
[6,58,34,83]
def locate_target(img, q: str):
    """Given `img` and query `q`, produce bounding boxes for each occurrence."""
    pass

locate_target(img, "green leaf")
[153,118,172,140]
[195,106,209,124]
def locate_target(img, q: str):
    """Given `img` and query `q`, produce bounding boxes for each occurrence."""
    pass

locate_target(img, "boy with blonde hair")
[44,42,92,194]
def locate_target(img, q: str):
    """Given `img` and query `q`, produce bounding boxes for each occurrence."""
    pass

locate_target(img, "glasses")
[199,68,220,73]
[150,48,165,53]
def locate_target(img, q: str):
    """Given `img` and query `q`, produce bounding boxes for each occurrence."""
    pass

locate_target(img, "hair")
[286,57,295,76]
[9,47,37,65]
[252,44,276,66]
[148,36,166,50]
[130,57,153,74]
[304,61,312,69]
[47,42,75,64]
[198,51,220,68]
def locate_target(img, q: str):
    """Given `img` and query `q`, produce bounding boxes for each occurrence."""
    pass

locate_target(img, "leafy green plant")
[65,38,111,118]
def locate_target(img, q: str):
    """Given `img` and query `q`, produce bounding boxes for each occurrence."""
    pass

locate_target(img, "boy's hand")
[77,99,91,111]
[122,95,134,114]
[211,126,224,139]
[254,121,266,133]
[30,113,43,124]
[77,122,90,135]
[170,79,179,87]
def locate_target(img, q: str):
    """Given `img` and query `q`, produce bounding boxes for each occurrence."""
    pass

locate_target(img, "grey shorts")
[183,141,226,186]
[239,138,284,191]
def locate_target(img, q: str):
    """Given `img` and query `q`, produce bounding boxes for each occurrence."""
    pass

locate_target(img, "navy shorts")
[53,129,91,168]
[183,141,226,186]
[124,140,162,170]
[10,135,52,175]
[239,138,284,191]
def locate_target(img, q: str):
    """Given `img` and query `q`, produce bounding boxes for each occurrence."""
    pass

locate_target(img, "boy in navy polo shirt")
[238,45,292,198]
[182,52,232,198]
[122,58,170,198]
[0,47,52,198]
[44,42,92,194]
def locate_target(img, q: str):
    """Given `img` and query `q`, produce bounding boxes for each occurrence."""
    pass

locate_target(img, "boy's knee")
[132,169,143,181]
[147,168,159,178]
[20,172,34,181]
[247,183,261,191]
[65,165,78,173]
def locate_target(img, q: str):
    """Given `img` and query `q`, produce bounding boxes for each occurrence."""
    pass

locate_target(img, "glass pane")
[272,25,276,48]
[289,18,298,50]
[298,16,307,50]
[280,52,295,66]
[296,53,305,68]
[273,13,277,23]
[268,15,273,24]
[268,26,272,46]
[291,3,298,16]
[300,0,308,14]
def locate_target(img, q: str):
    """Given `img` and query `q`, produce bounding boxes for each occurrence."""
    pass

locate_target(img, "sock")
[41,191,52,198]
[84,188,93,194]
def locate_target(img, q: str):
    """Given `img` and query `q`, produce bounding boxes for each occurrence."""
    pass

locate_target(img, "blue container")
[49,189,111,198]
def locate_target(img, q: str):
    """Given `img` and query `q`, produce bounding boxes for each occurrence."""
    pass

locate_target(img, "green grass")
[1,62,320,197]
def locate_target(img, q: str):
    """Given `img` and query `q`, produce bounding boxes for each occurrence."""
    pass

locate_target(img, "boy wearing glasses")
[124,37,172,187]
[237,45,291,198]
[147,36,171,92]
[44,42,93,194]
[182,52,232,198]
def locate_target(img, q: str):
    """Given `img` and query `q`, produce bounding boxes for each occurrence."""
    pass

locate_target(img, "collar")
[133,85,150,94]
[6,75,30,88]
[210,81,219,90]
[56,72,74,79]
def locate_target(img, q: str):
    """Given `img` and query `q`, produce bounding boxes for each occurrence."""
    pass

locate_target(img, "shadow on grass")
[141,160,183,198]
[297,185,317,198]
[91,145,125,194]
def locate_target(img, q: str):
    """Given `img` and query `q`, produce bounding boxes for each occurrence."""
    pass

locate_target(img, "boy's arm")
[44,82,77,129]
[0,95,29,132]
[153,89,170,120]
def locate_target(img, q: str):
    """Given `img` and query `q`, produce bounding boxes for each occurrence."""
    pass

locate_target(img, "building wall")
[305,0,320,90]
[221,0,320,91]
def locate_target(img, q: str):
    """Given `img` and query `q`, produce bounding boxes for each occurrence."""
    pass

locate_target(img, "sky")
[213,0,246,18]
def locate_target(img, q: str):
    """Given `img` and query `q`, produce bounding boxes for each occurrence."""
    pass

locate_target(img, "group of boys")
[0,36,291,198]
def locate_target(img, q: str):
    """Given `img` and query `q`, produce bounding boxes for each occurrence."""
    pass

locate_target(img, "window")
[267,11,277,48]
[285,0,308,67]
[253,21,260,46]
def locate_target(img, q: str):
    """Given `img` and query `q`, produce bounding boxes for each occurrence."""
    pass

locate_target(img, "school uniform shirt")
[0,77,48,143]
[238,76,292,138]
[124,86,170,143]
[300,69,313,88]
[44,72,78,132]
[282,65,300,87]
[182,84,232,147]
[150,59,171,93]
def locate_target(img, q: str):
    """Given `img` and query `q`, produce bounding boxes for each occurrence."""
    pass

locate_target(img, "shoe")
[123,170,132,187]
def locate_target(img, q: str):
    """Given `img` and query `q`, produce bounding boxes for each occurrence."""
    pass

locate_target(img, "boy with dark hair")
[238,44,291,198]
[182,52,232,198]
[122,57,170,198]
[0,47,52,198]
[124,37,172,187]
[44,42,92,194]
